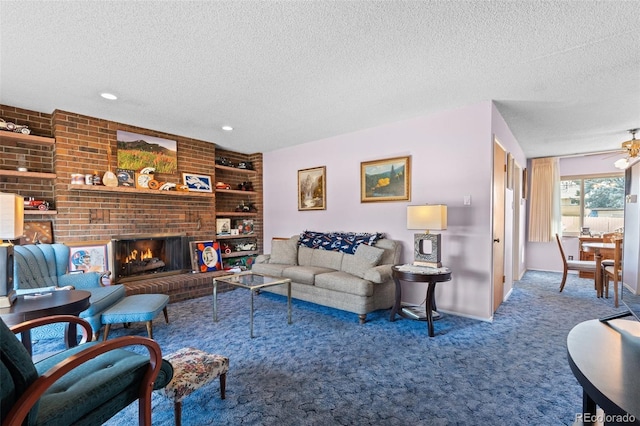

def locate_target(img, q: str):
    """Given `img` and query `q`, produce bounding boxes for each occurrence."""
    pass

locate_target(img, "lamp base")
[0,290,16,308]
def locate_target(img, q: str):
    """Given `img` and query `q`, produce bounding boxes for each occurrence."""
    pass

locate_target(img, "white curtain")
[528,157,561,242]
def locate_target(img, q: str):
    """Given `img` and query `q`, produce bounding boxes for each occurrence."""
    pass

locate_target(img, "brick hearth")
[118,270,234,303]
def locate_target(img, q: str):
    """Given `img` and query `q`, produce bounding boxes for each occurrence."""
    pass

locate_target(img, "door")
[492,139,506,313]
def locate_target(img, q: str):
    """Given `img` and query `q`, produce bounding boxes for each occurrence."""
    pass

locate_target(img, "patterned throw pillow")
[299,231,384,254]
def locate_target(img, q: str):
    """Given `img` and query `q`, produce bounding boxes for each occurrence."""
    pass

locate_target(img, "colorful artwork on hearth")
[116,130,177,174]
[190,241,222,273]
[65,241,110,274]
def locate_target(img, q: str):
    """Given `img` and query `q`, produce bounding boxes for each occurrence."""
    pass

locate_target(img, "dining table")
[581,242,616,298]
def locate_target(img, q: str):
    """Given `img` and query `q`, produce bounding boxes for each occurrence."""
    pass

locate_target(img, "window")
[560,173,625,236]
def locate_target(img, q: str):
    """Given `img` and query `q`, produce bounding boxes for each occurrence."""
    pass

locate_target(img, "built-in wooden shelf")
[215,188,257,195]
[216,234,257,240]
[221,250,259,259]
[0,170,56,179]
[25,210,57,215]
[215,211,258,217]
[214,164,257,175]
[0,132,55,146]
[66,184,215,198]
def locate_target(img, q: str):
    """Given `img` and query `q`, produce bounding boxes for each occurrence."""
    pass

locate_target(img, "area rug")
[34,270,626,425]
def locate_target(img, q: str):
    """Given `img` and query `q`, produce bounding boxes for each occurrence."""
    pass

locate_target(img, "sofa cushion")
[310,249,343,270]
[298,246,314,266]
[269,238,299,265]
[251,263,290,277]
[314,271,374,297]
[80,285,126,317]
[341,244,384,279]
[283,266,335,285]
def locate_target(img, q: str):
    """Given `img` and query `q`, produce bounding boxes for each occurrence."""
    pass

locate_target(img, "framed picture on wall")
[116,130,177,175]
[182,173,213,193]
[298,166,326,211]
[65,241,111,274]
[360,156,411,202]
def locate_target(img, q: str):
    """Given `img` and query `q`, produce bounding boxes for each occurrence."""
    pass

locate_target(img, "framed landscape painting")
[117,130,177,174]
[361,156,411,202]
[298,166,326,211]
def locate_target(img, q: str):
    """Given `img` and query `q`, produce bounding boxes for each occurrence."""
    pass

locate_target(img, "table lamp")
[407,204,447,268]
[0,192,24,308]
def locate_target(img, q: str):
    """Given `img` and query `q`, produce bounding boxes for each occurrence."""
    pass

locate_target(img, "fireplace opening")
[112,234,190,283]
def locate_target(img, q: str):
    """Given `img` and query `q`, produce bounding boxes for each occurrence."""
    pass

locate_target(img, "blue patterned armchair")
[13,244,126,339]
[0,315,173,425]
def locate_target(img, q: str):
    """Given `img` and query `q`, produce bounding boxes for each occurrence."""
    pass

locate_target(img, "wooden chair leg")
[559,267,568,292]
[174,401,182,426]
[220,372,227,399]
[613,276,619,308]
[163,306,169,324]
[103,324,111,341]
[146,321,153,339]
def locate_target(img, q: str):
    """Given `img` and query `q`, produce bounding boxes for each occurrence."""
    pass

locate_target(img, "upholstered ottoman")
[101,294,170,340]
[158,347,229,426]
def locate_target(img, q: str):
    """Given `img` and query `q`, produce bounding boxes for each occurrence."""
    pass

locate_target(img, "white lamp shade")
[0,193,24,239]
[407,205,447,231]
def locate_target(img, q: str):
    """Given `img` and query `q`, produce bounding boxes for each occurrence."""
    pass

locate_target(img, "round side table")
[390,264,452,337]
[0,290,91,355]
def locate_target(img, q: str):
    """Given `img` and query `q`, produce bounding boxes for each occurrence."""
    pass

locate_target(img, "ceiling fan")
[612,128,640,169]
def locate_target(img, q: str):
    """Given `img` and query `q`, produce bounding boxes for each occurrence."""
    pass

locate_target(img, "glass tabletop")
[214,272,290,289]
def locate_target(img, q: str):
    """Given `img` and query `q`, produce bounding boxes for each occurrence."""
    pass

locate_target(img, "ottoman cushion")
[101,294,169,324]
[159,347,229,402]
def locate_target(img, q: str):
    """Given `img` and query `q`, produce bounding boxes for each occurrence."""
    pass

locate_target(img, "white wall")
[526,153,622,272]
[623,162,639,292]
[263,101,525,320]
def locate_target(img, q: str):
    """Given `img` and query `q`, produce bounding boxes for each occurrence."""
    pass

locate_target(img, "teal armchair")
[0,315,173,425]
[13,244,126,339]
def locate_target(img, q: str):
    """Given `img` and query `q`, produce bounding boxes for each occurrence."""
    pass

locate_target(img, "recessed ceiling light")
[221,125,233,131]
[100,92,118,100]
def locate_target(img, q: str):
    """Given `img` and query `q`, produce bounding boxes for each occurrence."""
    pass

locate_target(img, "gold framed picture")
[298,166,326,211]
[360,156,411,202]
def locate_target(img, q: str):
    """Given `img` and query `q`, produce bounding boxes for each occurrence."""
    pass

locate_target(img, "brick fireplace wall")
[0,104,263,256]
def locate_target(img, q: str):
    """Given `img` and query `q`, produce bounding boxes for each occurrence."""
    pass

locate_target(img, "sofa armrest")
[58,271,104,289]
[363,264,393,283]
[254,254,270,264]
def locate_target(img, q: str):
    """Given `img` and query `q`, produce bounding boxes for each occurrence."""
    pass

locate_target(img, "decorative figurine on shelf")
[23,197,50,211]
[234,201,257,213]
[215,156,230,166]
[237,161,254,170]
[215,182,231,190]
[0,118,31,134]
[237,181,254,191]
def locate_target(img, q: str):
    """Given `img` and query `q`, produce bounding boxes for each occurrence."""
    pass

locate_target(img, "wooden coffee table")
[213,272,292,338]
[0,290,91,355]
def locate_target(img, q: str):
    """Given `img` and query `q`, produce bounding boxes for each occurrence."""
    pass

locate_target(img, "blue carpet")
[33,270,627,425]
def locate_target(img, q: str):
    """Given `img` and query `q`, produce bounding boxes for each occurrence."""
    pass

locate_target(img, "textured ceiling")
[1,1,639,158]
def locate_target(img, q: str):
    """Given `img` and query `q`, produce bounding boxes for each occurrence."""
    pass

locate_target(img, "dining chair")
[555,234,597,292]
[602,238,623,307]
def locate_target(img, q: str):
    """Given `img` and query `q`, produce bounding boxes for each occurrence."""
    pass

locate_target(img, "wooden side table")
[389,264,452,337]
[0,290,91,355]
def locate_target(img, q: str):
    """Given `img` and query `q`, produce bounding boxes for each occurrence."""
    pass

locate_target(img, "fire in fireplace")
[112,233,191,283]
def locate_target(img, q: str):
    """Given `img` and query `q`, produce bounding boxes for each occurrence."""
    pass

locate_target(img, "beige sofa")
[252,234,402,323]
